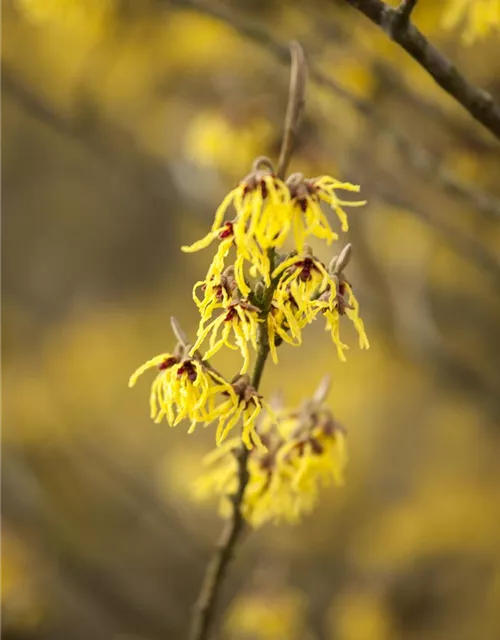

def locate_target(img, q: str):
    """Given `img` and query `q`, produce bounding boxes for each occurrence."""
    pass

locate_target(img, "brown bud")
[332,244,352,275]
[312,375,332,404]
[252,155,275,174]
[171,316,189,346]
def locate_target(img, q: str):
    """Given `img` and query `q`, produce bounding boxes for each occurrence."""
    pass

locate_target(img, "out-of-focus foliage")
[2,1,500,639]
[442,0,500,44]
[223,573,310,640]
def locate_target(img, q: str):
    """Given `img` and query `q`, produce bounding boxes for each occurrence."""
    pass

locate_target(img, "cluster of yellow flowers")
[130,157,368,448]
[442,0,500,44]
[130,153,368,523]
[194,377,347,526]
[183,158,369,371]
[129,336,268,450]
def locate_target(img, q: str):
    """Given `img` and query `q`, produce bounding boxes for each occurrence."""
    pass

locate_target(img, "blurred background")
[2,1,500,639]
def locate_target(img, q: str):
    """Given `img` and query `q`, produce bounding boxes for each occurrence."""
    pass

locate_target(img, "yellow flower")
[442,0,500,44]
[194,378,348,526]
[312,279,369,361]
[215,377,271,449]
[266,246,368,364]
[278,425,347,502]
[182,161,289,291]
[193,266,237,327]
[190,300,261,375]
[194,419,278,524]
[129,352,237,433]
[258,174,366,255]
[266,250,333,364]
[272,248,336,315]
[267,301,302,365]
[266,396,348,524]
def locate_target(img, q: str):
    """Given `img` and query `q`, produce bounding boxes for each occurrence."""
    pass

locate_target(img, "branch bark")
[343,0,500,141]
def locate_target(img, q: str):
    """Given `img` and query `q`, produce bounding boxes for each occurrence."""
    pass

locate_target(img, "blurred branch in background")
[2,440,203,638]
[343,0,500,140]
[2,62,183,337]
[1,64,176,214]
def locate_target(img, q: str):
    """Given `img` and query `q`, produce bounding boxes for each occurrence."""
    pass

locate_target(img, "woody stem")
[188,41,308,640]
[188,273,274,640]
[277,41,307,180]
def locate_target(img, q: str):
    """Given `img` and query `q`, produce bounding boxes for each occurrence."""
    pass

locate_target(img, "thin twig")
[188,43,307,640]
[343,0,500,141]
[171,316,189,346]
[277,42,308,179]
[393,0,418,28]
[188,299,273,640]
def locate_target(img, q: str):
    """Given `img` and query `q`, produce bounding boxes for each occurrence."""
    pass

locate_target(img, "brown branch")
[393,0,418,28]
[277,42,308,179]
[188,313,273,640]
[188,43,306,640]
[343,0,500,141]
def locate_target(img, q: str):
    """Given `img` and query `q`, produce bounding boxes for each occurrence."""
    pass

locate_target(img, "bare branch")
[312,375,332,404]
[343,0,500,141]
[170,316,189,346]
[277,41,308,179]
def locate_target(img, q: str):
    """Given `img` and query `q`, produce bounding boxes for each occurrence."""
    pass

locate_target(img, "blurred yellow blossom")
[190,299,261,375]
[129,344,238,435]
[307,246,370,361]
[224,587,309,640]
[185,111,274,176]
[1,530,45,631]
[194,377,348,526]
[442,0,500,44]
[329,588,392,640]
[259,173,365,255]
[16,0,113,37]
[214,374,272,450]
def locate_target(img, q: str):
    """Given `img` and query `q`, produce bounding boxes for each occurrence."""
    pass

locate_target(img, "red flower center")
[158,356,179,371]
[219,222,234,239]
[177,360,198,382]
